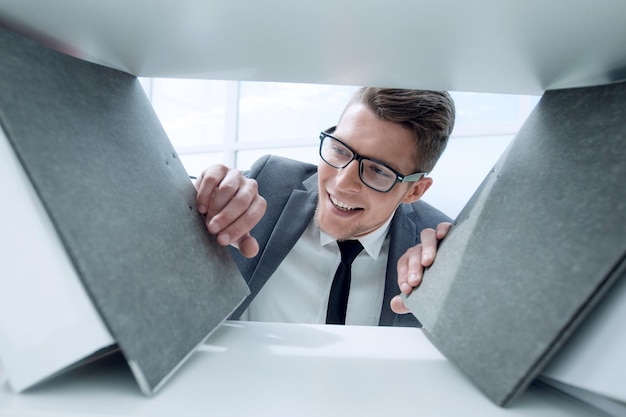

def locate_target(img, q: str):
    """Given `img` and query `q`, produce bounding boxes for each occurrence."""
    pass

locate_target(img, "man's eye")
[369,164,393,179]
[332,145,350,157]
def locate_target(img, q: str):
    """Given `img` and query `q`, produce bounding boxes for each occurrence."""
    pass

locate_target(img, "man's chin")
[315,212,360,240]
[315,209,340,239]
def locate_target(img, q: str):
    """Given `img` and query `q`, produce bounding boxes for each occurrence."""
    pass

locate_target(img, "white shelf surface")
[0,321,606,417]
[0,1,625,94]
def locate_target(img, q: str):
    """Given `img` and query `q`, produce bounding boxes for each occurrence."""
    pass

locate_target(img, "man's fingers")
[399,281,413,295]
[390,295,411,314]
[421,222,452,265]
[235,234,260,258]
[218,233,259,258]
[436,221,452,240]
[194,164,265,259]
[396,245,424,295]
[209,193,266,244]
[203,169,245,218]
[395,222,453,315]
[195,165,230,213]
[419,228,438,266]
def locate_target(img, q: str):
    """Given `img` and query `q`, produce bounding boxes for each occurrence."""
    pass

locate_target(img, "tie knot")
[337,239,363,266]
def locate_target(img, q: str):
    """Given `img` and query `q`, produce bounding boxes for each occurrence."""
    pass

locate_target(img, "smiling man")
[195,87,455,327]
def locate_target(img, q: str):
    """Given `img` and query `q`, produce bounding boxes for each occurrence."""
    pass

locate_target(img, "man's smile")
[329,194,364,212]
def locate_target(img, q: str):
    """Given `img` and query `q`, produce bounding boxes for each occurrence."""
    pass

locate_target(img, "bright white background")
[140,79,539,219]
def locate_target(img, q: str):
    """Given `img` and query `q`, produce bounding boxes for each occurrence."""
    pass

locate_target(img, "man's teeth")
[331,196,358,211]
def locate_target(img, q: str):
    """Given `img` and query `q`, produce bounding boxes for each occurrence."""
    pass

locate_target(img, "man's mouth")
[330,195,362,212]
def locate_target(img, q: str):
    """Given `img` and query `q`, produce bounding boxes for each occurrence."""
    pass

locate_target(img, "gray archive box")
[0,23,250,395]
[405,80,626,406]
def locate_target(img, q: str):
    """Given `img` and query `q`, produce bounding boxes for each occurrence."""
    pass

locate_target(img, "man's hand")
[195,164,267,258]
[390,222,452,314]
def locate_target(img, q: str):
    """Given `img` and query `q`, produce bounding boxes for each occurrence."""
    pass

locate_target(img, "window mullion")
[223,81,240,167]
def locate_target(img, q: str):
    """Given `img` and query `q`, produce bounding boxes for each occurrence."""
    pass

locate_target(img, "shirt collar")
[319,214,393,260]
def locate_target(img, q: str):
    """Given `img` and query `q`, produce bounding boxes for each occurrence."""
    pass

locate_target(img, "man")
[195,87,455,326]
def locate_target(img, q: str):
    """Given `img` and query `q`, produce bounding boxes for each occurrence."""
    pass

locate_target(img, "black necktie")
[326,239,364,325]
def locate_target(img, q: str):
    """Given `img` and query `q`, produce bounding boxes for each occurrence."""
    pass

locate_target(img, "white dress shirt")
[240,216,392,325]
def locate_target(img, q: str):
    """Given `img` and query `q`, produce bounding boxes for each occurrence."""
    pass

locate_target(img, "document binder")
[0,23,250,395]
[405,80,626,407]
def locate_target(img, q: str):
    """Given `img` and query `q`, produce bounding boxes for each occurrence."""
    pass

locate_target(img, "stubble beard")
[314,202,367,241]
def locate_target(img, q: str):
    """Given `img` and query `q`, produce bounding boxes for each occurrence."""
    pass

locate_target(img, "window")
[140,79,539,218]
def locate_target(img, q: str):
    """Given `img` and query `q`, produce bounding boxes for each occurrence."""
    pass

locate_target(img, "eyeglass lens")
[320,135,397,191]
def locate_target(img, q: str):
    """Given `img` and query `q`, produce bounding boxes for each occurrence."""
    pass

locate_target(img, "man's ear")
[401,177,433,204]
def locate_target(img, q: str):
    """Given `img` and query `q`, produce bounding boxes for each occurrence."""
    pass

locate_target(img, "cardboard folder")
[0,23,250,395]
[404,80,626,406]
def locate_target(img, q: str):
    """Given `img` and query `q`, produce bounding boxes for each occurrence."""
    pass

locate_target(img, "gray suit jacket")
[229,155,451,327]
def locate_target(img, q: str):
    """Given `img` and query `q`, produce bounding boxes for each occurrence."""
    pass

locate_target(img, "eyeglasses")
[319,129,426,193]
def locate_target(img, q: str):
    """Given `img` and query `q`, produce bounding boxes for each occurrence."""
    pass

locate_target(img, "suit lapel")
[246,175,318,297]
[379,206,419,326]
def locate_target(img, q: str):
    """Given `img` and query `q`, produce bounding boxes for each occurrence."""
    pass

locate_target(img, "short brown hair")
[347,87,455,172]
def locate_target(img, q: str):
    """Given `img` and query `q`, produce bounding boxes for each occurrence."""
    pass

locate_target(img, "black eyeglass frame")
[318,128,426,193]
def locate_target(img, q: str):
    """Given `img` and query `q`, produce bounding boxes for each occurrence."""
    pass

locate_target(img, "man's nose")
[335,159,361,190]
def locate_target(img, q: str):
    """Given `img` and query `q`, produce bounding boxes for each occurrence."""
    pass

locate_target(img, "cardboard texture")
[404,80,626,406]
[0,123,117,393]
[0,24,250,394]
[539,256,626,416]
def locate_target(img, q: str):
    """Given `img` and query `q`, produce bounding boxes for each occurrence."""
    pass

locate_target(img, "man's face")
[316,103,432,240]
